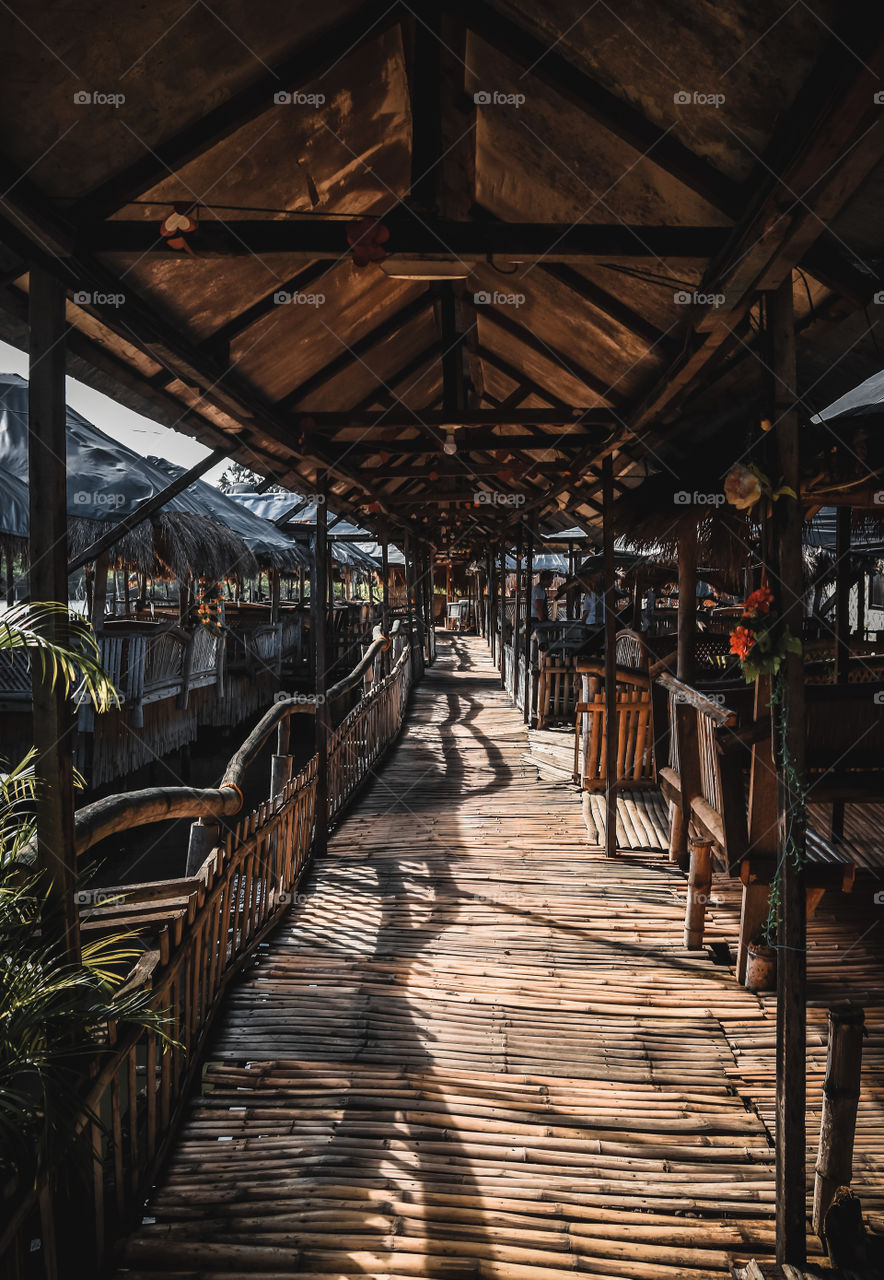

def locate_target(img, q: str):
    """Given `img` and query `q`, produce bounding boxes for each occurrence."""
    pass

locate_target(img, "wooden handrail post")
[513,526,522,703]
[813,1004,865,1236]
[381,531,390,678]
[498,540,506,688]
[185,818,221,877]
[684,835,713,948]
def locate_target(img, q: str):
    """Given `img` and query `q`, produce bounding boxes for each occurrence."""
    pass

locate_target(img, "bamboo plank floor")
[116,635,865,1280]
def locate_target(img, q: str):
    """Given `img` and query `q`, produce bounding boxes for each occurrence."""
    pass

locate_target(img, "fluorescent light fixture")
[380,257,469,280]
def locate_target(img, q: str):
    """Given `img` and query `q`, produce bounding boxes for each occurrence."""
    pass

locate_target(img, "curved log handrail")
[72,619,404,857]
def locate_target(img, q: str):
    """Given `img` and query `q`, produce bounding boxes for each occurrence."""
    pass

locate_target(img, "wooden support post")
[812,1004,865,1236]
[5,546,15,605]
[28,268,79,963]
[313,493,330,857]
[677,520,697,684]
[91,550,109,634]
[381,532,390,677]
[684,835,713,948]
[269,568,281,624]
[185,818,221,877]
[523,529,534,723]
[487,550,494,656]
[771,275,808,1268]
[603,457,617,858]
[498,540,506,688]
[832,507,851,839]
[513,527,522,701]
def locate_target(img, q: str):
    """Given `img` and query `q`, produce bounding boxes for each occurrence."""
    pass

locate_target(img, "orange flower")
[730,625,755,659]
[742,586,774,616]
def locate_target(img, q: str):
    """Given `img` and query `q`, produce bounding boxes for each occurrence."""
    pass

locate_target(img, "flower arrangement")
[724,462,796,512]
[729,582,801,681]
[194,577,224,634]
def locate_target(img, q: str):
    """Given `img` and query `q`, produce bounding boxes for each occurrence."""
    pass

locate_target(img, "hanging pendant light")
[442,432,457,456]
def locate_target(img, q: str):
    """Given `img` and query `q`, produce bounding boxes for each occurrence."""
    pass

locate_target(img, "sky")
[0,339,230,487]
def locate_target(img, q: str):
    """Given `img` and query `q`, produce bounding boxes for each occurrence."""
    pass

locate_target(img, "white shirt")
[531,583,547,619]
[582,590,603,624]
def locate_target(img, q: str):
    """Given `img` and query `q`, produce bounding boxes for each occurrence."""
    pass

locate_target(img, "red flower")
[346,218,389,267]
[742,585,774,617]
[730,625,755,659]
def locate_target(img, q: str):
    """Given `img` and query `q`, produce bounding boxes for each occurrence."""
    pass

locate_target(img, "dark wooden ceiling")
[1,0,883,547]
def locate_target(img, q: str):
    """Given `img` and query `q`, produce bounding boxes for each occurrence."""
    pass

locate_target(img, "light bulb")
[442,432,457,456]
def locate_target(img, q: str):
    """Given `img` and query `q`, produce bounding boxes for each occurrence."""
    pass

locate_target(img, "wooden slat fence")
[0,642,416,1280]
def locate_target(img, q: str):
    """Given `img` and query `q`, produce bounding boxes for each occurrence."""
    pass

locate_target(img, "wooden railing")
[0,631,419,1280]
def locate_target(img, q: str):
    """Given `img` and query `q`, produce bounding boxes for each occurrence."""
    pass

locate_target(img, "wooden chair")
[573,660,655,790]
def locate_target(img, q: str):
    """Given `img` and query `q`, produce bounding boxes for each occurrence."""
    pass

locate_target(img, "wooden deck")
[114,635,882,1280]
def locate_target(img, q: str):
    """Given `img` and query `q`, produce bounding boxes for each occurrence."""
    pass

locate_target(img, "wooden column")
[523,529,534,723]
[812,1004,865,1235]
[771,276,808,1268]
[677,519,697,684]
[487,549,496,658]
[835,507,851,683]
[313,493,329,857]
[498,540,506,688]
[91,551,109,635]
[269,568,281,624]
[5,546,14,604]
[512,527,522,700]
[28,268,79,962]
[381,532,390,676]
[603,457,618,858]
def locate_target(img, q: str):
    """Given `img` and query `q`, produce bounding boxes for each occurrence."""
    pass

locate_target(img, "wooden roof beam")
[86,218,729,262]
[475,303,621,406]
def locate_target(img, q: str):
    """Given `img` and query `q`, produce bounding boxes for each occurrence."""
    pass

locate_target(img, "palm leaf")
[0,603,119,712]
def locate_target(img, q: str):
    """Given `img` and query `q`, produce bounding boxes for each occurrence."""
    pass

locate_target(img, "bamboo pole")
[812,1004,865,1236]
[603,457,618,858]
[770,275,808,1268]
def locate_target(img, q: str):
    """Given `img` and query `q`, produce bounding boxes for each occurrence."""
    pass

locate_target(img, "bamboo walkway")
[114,635,882,1280]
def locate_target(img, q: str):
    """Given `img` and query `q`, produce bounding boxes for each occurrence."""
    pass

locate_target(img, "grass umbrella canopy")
[227,491,380,571]
[146,466,307,573]
[0,373,256,579]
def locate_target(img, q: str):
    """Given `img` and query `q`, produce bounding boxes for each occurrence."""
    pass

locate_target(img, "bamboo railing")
[0,626,421,1280]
